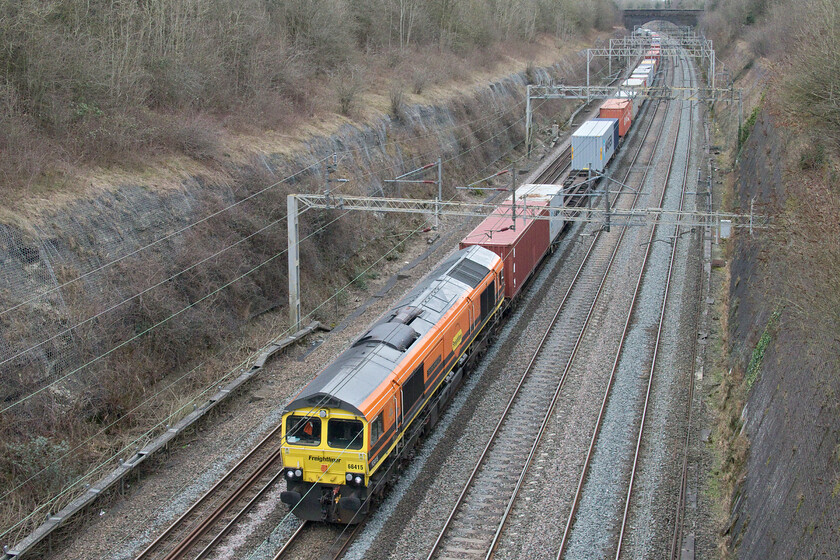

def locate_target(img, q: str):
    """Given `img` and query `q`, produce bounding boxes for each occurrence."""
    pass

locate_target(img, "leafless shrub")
[0,0,621,190]
[411,70,428,95]
[781,0,840,147]
[525,60,537,85]
[335,68,366,116]
[389,85,406,120]
[159,116,221,161]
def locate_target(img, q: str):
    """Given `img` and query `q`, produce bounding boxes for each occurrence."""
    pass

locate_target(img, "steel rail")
[192,467,287,559]
[615,53,696,560]
[427,54,674,560]
[668,193,703,559]
[535,147,572,185]
[667,64,704,560]
[270,521,309,560]
[482,203,629,559]
[134,423,286,559]
[161,445,284,559]
[270,519,363,560]
[556,50,685,559]
[327,522,365,560]
[425,191,602,560]
[484,58,680,560]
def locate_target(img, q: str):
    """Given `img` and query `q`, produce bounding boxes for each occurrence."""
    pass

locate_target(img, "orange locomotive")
[280,246,504,523]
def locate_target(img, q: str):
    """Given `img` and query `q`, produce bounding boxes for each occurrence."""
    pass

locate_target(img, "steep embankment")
[0,37,614,542]
[701,1,840,556]
[724,106,840,558]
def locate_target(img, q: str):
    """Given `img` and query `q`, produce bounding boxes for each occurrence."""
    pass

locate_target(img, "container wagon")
[506,183,569,242]
[622,78,647,94]
[571,119,618,172]
[460,206,550,300]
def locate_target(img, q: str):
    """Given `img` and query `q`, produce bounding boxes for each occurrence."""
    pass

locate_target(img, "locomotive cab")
[279,407,371,524]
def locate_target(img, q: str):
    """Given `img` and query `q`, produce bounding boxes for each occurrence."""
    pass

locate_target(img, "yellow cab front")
[279,408,370,524]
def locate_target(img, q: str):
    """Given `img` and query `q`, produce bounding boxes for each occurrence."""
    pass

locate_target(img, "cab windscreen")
[327,419,364,450]
[286,415,321,445]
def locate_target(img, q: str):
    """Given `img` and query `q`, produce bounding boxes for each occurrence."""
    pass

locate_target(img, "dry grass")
[0,0,615,201]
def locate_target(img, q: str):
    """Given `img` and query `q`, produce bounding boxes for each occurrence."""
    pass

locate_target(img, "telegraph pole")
[525,85,532,158]
[287,195,301,332]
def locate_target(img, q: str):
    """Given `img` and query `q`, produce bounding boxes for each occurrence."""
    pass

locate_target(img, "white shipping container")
[635,64,653,74]
[635,64,654,76]
[510,184,568,241]
[622,78,647,93]
[632,68,653,86]
[571,120,617,172]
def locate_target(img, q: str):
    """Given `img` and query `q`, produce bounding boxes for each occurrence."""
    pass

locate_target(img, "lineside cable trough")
[1,321,328,560]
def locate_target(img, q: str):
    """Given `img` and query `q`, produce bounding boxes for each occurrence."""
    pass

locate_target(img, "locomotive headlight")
[294,469,303,478]
[286,470,295,479]
[354,476,363,485]
[346,473,353,482]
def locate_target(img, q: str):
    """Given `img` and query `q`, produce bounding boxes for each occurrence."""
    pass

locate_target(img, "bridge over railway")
[623,9,703,29]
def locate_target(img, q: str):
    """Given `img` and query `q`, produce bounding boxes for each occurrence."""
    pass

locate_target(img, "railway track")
[667,56,703,560]
[132,48,667,560]
[557,47,698,559]
[135,423,287,560]
[622,52,697,560]
[271,519,363,560]
[669,181,704,560]
[534,146,572,185]
[425,58,678,560]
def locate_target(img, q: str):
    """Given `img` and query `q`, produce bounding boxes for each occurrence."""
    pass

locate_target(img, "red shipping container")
[599,99,632,137]
[460,204,550,299]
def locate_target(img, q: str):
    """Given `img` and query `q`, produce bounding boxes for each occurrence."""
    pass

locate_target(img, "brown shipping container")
[459,204,550,299]
[600,98,632,136]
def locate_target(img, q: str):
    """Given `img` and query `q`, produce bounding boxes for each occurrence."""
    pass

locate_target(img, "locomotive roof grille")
[447,259,490,288]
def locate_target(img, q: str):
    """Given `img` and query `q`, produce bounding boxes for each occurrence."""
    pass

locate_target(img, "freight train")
[279,31,663,524]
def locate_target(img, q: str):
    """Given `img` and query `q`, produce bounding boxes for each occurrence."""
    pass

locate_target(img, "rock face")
[727,110,840,557]
[0,57,594,416]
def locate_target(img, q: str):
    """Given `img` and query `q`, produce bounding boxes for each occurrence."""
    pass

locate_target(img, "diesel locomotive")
[280,246,504,523]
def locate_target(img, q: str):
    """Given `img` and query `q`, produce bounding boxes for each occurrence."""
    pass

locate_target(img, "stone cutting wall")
[726,110,840,557]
